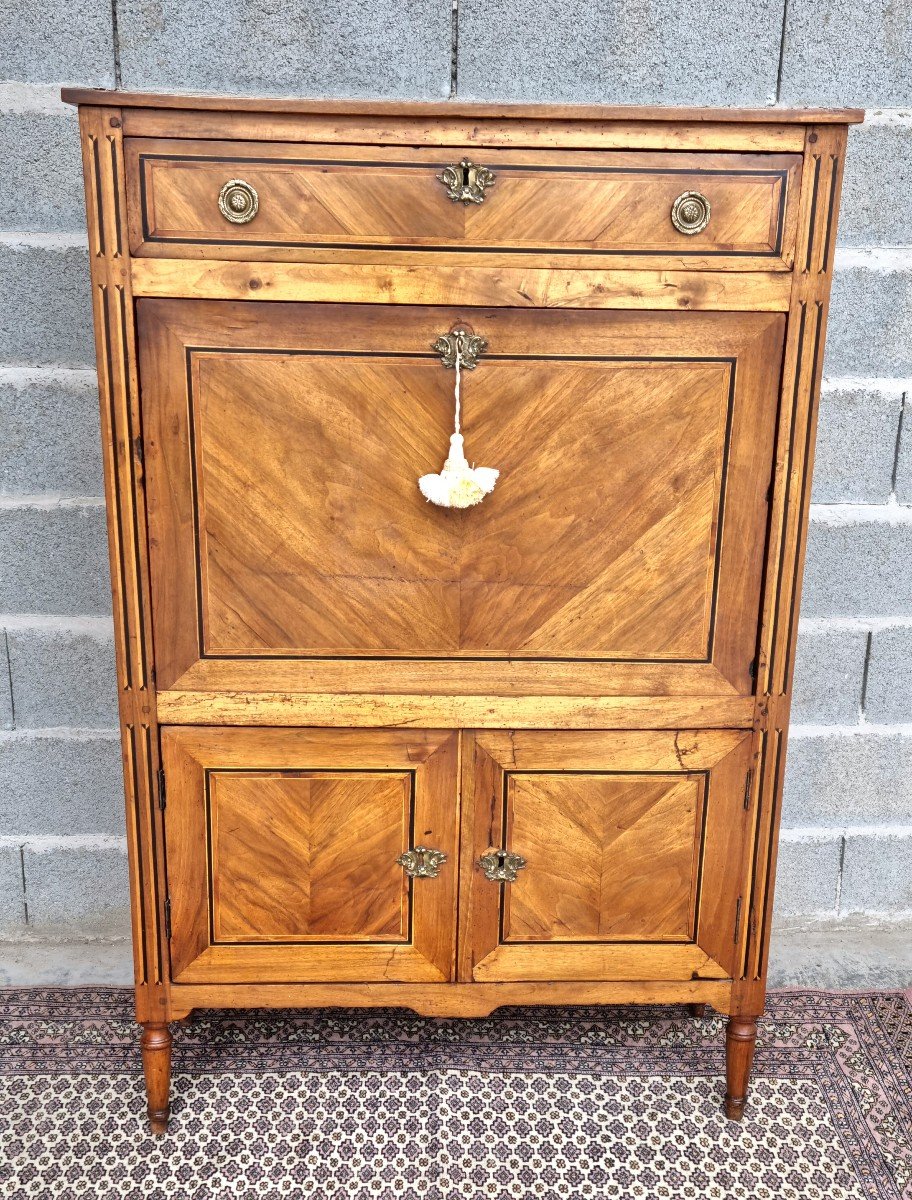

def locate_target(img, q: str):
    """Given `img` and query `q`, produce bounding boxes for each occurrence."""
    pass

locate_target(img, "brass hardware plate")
[397,846,447,879]
[671,190,711,235]
[432,329,488,370]
[479,849,526,883]
[438,158,495,205]
[218,179,259,224]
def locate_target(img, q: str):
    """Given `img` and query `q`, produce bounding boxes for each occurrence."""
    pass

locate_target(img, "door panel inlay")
[503,773,704,943]
[209,771,411,943]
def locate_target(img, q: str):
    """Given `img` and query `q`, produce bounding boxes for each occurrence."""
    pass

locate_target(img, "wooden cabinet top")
[62,89,863,125]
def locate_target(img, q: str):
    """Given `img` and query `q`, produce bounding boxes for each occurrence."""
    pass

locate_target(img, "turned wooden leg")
[140,1022,172,1134]
[724,1015,758,1121]
[688,1003,707,1017]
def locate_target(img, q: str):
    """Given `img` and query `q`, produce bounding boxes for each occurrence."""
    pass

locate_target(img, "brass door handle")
[478,849,526,883]
[671,191,711,235]
[218,179,259,224]
[397,847,447,879]
[438,158,495,205]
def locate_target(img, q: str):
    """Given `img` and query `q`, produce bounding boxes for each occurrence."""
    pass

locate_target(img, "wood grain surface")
[503,773,703,942]
[210,771,411,942]
[126,140,799,268]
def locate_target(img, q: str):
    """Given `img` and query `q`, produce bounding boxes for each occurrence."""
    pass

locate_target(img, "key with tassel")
[419,329,499,509]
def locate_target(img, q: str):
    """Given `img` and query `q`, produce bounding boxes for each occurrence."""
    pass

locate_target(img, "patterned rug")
[0,989,910,1200]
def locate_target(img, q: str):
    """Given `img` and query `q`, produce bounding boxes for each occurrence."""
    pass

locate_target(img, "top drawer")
[125,139,801,267]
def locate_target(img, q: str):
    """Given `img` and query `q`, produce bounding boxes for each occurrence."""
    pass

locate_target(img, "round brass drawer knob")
[671,190,711,235]
[218,179,259,224]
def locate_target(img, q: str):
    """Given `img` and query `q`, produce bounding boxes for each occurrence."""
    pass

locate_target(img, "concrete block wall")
[1,2,910,984]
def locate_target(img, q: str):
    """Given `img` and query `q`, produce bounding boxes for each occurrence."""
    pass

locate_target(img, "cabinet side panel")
[77,106,168,1023]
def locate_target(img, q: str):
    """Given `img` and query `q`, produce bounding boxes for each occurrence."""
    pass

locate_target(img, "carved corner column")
[77,107,169,1028]
[729,125,849,1075]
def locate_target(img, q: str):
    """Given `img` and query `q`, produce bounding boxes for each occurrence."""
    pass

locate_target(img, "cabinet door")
[139,301,782,698]
[162,727,458,983]
[458,730,754,983]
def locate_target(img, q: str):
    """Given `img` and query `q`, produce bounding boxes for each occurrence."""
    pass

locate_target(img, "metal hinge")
[157,768,166,811]
[743,769,753,810]
[163,896,172,940]
[733,896,743,944]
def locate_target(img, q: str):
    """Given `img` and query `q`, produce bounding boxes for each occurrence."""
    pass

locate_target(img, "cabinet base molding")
[168,980,737,1021]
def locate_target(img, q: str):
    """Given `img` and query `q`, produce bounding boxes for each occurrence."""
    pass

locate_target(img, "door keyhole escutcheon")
[397,846,448,879]
[478,849,526,883]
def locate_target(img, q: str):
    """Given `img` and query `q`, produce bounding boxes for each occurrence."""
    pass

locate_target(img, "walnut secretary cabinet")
[64,88,861,1132]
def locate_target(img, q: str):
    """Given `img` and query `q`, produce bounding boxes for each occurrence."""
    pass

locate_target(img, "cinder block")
[780,0,912,106]
[0,368,102,496]
[839,121,912,248]
[0,503,111,615]
[0,239,94,367]
[0,109,85,233]
[772,832,841,921]
[22,842,130,940]
[0,845,26,939]
[783,732,912,826]
[457,0,783,104]
[841,830,912,915]
[0,634,11,730]
[118,0,451,98]
[812,383,903,504]
[6,623,117,729]
[826,258,912,379]
[0,732,124,837]
[864,625,912,724]
[791,625,866,724]
[801,517,912,617]
[0,1,114,85]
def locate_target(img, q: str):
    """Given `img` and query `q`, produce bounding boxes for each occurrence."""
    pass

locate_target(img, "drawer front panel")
[162,727,458,984]
[458,730,755,983]
[127,139,800,264]
[140,301,782,698]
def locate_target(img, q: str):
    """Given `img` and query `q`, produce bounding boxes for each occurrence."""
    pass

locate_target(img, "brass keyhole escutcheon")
[438,158,496,205]
[397,846,447,879]
[478,849,526,883]
[218,178,259,224]
[671,190,711,235]
[431,326,488,370]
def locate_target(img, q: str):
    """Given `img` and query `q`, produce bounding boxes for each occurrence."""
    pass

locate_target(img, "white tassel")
[419,433,499,508]
[419,348,499,508]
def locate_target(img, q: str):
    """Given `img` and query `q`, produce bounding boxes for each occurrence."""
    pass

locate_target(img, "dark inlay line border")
[496,768,713,949]
[203,766,417,949]
[180,346,736,668]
